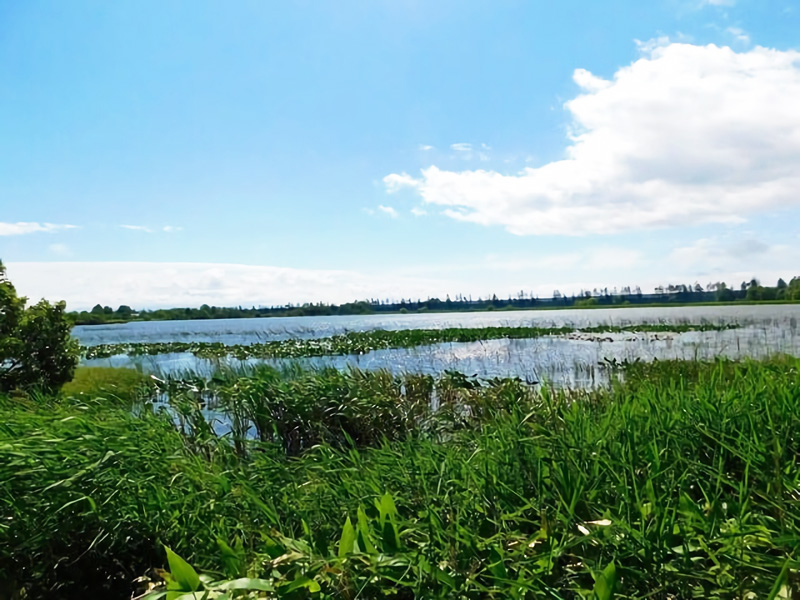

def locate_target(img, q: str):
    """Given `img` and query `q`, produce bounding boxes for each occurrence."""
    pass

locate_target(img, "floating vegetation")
[81,322,739,360]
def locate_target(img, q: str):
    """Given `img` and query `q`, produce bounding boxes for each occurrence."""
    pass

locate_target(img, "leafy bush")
[0,260,79,393]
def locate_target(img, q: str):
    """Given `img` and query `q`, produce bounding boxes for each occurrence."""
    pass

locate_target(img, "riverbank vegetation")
[81,322,738,361]
[2,357,799,598]
[68,277,800,325]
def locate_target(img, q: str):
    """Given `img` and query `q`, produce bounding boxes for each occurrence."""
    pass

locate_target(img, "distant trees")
[0,261,78,393]
[65,274,800,326]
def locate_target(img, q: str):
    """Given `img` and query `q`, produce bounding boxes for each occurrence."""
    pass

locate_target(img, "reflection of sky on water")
[84,326,800,390]
[74,304,800,346]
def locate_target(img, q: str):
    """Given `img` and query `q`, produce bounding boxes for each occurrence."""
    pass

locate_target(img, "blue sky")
[2,0,800,309]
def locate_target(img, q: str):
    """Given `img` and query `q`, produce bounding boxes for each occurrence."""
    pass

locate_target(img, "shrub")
[0,260,79,393]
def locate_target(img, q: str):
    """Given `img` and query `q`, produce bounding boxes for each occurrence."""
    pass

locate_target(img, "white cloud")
[383,172,420,194]
[410,207,427,216]
[727,27,750,44]
[666,236,800,284]
[0,222,77,236]
[162,225,183,233]
[703,0,735,6]
[451,142,473,154]
[419,144,434,151]
[121,225,153,233]
[377,205,399,218]
[385,43,800,236]
[3,262,459,310]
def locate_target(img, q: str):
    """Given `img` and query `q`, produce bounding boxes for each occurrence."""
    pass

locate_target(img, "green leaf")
[277,576,321,595]
[379,492,398,525]
[592,561,617,600]
[214,578,274,591]
[356,505,377,554]
[164,546,201,592]
[338,516,356,557]
[381,517,400,553]
[767,560,791,600]
[488,547,507,580]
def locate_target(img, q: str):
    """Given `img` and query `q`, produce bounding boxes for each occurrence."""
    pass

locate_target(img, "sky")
[2,0,800,310]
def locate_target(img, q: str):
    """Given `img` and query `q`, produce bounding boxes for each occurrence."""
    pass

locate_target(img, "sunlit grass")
[2,357,800,598]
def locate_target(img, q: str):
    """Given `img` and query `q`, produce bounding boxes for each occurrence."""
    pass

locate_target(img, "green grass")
[2,358,799,598]
[81,322,738,361]
[60,366,154,404]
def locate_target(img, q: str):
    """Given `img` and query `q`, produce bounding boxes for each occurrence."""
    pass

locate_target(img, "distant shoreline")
[71,299,800,326]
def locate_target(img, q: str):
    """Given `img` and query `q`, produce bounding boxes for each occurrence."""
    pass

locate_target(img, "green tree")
[0,261,78,393]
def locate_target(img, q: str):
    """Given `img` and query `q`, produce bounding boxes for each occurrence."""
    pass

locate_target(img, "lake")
[77,304,800,385]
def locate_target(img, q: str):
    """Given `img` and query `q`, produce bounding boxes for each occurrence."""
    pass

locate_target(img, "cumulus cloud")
[0,222,77,236]
[3,262,458,310]
[121,225,153,233]
[384,43,800,236]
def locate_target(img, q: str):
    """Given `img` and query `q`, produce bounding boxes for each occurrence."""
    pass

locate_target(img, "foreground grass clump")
[81,322,738,360]
[2,358,799,599]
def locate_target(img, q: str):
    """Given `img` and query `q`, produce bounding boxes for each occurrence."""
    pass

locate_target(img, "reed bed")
[1,357,799,599]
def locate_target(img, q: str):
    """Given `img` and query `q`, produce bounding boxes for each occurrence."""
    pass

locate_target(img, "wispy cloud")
[384,172,420,193]
[727,27,750,44]
[451,143,473,154]
[410,207,427,217]
[121,224,183,233]
[419,144,434,151]
[377,205,399,218]
[450,142,490,161]
[0,222,77,236]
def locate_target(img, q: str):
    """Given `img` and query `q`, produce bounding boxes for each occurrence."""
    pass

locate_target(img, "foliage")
[60,366,154,405]
[0,261,79,393]
[3,358,800,598]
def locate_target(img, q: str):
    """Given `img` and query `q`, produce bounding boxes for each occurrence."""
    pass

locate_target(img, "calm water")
[79,305,800,385]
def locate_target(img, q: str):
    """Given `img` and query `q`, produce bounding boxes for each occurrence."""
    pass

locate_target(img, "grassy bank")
[81,322,738,360]
[2,358,799,598]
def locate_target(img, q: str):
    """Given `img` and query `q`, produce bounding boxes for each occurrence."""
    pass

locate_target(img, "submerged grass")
[81,322,738,361]
[2,357,800,598]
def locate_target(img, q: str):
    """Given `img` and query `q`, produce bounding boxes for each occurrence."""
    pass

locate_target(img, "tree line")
[68,276,800,325]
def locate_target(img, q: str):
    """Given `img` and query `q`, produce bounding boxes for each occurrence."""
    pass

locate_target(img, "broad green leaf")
[381,517,400,553]
[488,547,507,580]
[379,492,398,524]
[357,506,377,554]
[164,547,201,592]
[277,576,321,595]
[592,561,617,600]
[214,578,274,591]
[339,516,356,557]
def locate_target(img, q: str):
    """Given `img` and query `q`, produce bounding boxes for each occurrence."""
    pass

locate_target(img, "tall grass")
[2,358,799,598]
